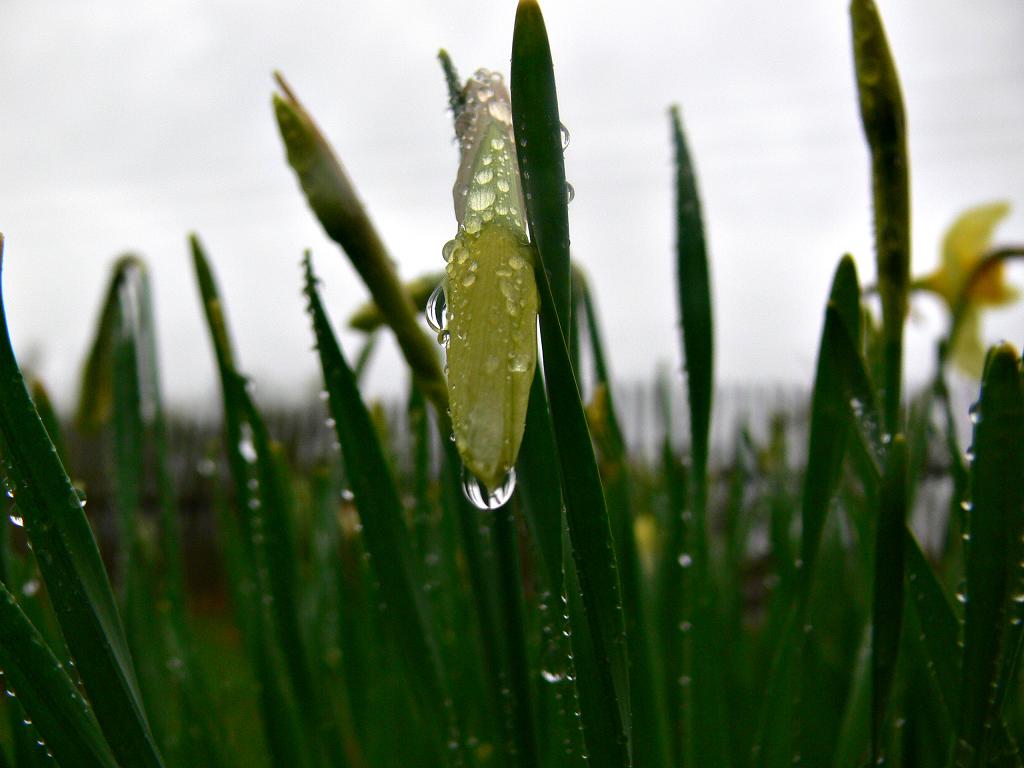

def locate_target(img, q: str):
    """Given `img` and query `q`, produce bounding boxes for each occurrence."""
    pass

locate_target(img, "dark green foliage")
[0,2,1021,766]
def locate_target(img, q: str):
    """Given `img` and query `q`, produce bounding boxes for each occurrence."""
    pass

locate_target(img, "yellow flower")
[915,201,1017,377]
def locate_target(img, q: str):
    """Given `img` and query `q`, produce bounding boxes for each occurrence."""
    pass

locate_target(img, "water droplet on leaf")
[462,467,516,510]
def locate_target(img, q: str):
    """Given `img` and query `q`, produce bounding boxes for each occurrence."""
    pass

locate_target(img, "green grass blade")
[302,252,453,759]
[904,531,959,727]
[511,6,630,763]
[670,105,713,533]
[494,500,540,767]
[832,624,872,768]
[850,0,910,432]
[824,304,885,478]
[670,107,735,768]
[76,261,122,433]
[191,236,315,768]
[517,371,564,594]
[580,274,672,768]
[28,380,67,470]
[0,237,165,768]
[530,243,631,767]
[871,433,907,759]
[511,0,571,332]
[0,583,119,768]
[89,256,230,767]
[957,343,1024,766]
[799,255,860,603]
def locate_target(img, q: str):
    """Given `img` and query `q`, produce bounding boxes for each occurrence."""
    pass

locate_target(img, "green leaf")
[511,5,631,764]
[302,252,453,759]
[493,500,540,767]
[670,105,714,526]
[0,583,119,768]
[580,273,672,768]
[825,304,885,478]
[850,0,910,431]
[799,255,860,605]
[511,0,571,332]
[0,237,165,768]
[904,532,959,728]
[871,433,907,759]
[671,105,733,768]
[190,235,315,768]
[957,343,1024,766]
[832,624,872,768]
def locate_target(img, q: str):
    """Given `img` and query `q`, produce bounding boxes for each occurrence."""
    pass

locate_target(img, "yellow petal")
[967,259,1019,308]
[933,201,1011,306]
[950,308,986,379]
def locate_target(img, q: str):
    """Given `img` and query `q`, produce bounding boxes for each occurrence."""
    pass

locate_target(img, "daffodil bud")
[441,69,538,493]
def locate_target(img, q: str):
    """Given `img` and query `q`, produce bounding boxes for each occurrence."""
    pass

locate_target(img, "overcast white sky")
[1,0,1022,410]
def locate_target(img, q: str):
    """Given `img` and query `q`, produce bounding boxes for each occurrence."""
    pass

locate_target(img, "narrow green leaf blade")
[303,253,452,757]
[511,0,571,332]
[190,236,314,768]
[871,433,908,759]
[0,584,119,768]
[670,105,713,513]
[0,237,165,768]
[511,6,630,764]
[957,343,1024,766]
[904,531,959,726]
[799,255,860,604]
[581,274,672,768]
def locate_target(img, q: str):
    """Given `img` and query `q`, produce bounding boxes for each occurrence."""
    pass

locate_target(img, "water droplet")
[463,217,482,235]
[468,186,496,212]
[488,100,512,124]
[560,123,570,150]
[462,467,516,510]
[960,499,973,513]
[461,273,477,288]
[509,354,530,373]
[969,401,981,424]
[340,489,355,502]
[21,579,40,598]
[474,168,494,185]
[965,444,975,463]
[426,283,447,333]
[490,137,504,150]
[238,423,257,463]
[677,553,693,568]
[497,177,511,193]
[566,183,575,203]
[8,513,24,528]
